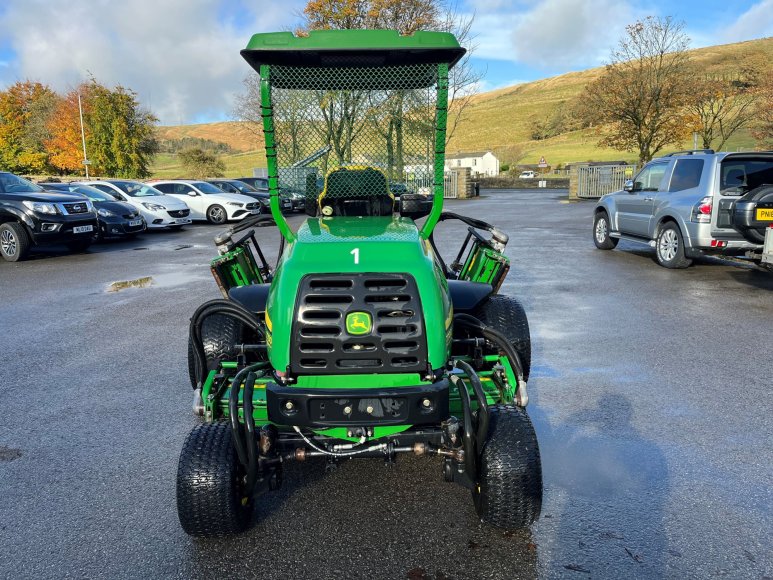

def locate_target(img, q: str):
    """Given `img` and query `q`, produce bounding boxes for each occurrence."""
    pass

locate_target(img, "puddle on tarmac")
[106,277,153,292]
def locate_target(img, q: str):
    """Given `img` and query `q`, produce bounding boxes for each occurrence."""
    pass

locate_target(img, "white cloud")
[722,0,773,42]
[468,0,641,68]
[0,0,306,124]
[511,0,637,67]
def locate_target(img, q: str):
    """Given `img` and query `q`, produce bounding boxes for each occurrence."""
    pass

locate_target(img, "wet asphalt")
[0,189,771,580]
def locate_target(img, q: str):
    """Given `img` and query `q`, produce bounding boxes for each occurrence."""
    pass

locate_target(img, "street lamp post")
[78,93,90,179]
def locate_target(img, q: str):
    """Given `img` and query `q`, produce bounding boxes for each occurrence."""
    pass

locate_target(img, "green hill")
[151,37,773,177]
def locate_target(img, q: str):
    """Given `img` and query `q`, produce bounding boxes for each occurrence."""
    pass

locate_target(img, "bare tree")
[691,76,759,151]
[584,16,693,163]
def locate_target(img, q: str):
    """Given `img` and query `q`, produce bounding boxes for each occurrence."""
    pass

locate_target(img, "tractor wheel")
[176,421,253,537]
[473,404,542,530]
[473,294,531,381]
[187,313,243,389]
[593,211,618,250]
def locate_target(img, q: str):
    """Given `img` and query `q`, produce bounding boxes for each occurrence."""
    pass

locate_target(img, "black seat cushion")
[448,280,493,312]
[229,284,270,313]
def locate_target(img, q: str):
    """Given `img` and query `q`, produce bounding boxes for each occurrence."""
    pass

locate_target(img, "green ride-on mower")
[178,29,542,537]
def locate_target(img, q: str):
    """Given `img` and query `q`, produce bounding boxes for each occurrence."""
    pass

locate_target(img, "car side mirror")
[623,180,634,192]
[187,191,197,197]
[399,193,432,219]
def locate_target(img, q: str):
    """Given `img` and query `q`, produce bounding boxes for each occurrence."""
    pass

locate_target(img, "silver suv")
[592,150,773,268]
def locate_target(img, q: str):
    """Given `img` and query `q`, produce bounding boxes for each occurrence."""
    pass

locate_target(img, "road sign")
[538,156,548,168]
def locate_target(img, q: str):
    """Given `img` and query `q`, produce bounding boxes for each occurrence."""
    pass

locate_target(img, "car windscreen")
[111,181,161,197]
[193,181,230,194]
[0,173,44,193]
[720,158,773,196]
[229,181,257,193]
[67,185,114,202]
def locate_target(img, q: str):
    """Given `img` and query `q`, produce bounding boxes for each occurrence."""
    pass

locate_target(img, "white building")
[444,151,500,177]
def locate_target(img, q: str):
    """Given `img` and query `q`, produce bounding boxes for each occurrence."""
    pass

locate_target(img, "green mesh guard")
[268,62,440,217]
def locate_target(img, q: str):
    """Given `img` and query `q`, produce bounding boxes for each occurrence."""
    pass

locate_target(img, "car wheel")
[473,295,531,382]
[0,222,31,262]
[656,222,692,269]
[593,211,618,250]
[176,421,254,537]
[473,404,542,530]
[207,205,227,224]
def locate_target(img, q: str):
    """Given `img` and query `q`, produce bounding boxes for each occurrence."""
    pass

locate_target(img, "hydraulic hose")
[454,359,490,447]
[227,361,266,467]
[242,370,259,493]
[454,313,525,380]
[189,299,266,387]
[449,374,478,478]
[291,426,388,458]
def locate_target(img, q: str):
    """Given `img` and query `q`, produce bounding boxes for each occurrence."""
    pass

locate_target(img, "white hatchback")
[150,180,261,224]
[81,180,192,229]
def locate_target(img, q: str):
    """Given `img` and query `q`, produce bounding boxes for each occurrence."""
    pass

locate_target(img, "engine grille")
[290,273,427,375]
[61,202,89,214]
[167,209,190,218]
[246,202,259,210]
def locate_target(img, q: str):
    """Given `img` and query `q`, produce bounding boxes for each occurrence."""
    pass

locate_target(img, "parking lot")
[0,189,770,579]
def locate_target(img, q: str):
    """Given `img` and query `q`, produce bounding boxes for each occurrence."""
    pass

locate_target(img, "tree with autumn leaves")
[0,79,158,177]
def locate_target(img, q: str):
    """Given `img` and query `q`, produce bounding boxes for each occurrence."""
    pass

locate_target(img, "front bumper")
[99,216,146,237]
[28,215,99,244]
[230,208,262,220]
[266,379,450,428]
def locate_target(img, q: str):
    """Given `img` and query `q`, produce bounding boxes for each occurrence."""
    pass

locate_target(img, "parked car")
[150,180,261,224]
[0,171,97,262]
[82,180,191,230]
[206,179,271,213]
[519,170,536,179]
[389,182,410,199]
[592,150,773,268]
[38,182,145,240]
[234,176,300,212]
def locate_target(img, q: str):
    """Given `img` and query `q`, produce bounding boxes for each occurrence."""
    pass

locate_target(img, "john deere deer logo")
[346,311,372,335]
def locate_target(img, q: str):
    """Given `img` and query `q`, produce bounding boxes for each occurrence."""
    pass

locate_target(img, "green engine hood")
[265,216,452,378]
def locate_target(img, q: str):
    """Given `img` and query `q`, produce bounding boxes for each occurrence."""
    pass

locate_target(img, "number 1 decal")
[350,248,360,264]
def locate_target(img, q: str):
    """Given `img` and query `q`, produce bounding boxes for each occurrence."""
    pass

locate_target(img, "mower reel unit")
[178,29,542,538]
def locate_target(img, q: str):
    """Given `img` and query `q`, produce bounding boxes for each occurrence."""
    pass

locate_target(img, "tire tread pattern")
[176,421,252,537]
[474,404,542,529]
[473,294,531,381]
[187,313,242,389]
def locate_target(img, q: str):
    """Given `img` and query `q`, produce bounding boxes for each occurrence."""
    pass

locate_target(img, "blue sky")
[0,0,771,125]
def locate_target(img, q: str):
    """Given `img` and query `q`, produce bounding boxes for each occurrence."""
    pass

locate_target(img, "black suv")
[0,172,98,262]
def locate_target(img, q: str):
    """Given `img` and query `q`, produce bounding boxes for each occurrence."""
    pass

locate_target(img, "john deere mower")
[178,29,542,537]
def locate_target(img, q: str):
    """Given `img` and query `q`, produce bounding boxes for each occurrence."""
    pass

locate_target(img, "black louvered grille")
[62,202,89,214]
[167,209,190,218]
[291,273,426,375]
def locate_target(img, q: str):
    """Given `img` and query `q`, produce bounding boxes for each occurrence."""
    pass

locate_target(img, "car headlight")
[141,202,166,211]
[97,208,115,218]
[23,201,58,215]
[227,202,243,207]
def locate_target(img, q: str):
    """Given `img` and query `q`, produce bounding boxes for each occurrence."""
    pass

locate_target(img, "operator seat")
[318,167,394,217]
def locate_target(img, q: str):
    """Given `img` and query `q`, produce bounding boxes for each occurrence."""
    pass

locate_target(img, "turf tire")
[473,294,531,381]
[187,313,243,389]
[473,404,542,529]
[176,421,253,537]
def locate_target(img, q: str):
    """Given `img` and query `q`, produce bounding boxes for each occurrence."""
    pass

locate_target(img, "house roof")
[445,151,492,160]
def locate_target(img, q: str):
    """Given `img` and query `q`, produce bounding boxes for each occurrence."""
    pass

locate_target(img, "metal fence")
[577,165,637,199]
[443,173,458,198]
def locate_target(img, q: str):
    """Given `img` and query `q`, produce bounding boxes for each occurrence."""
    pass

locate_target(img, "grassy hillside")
[151,37,772,177]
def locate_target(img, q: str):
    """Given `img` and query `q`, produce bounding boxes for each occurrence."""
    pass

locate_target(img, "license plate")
[73,225,93,234]
[250,209,260,214]
[755,208,773,221]
[129,219,142,227]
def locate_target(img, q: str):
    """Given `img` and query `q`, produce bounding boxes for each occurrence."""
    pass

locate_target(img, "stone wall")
[476,176,570,189]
